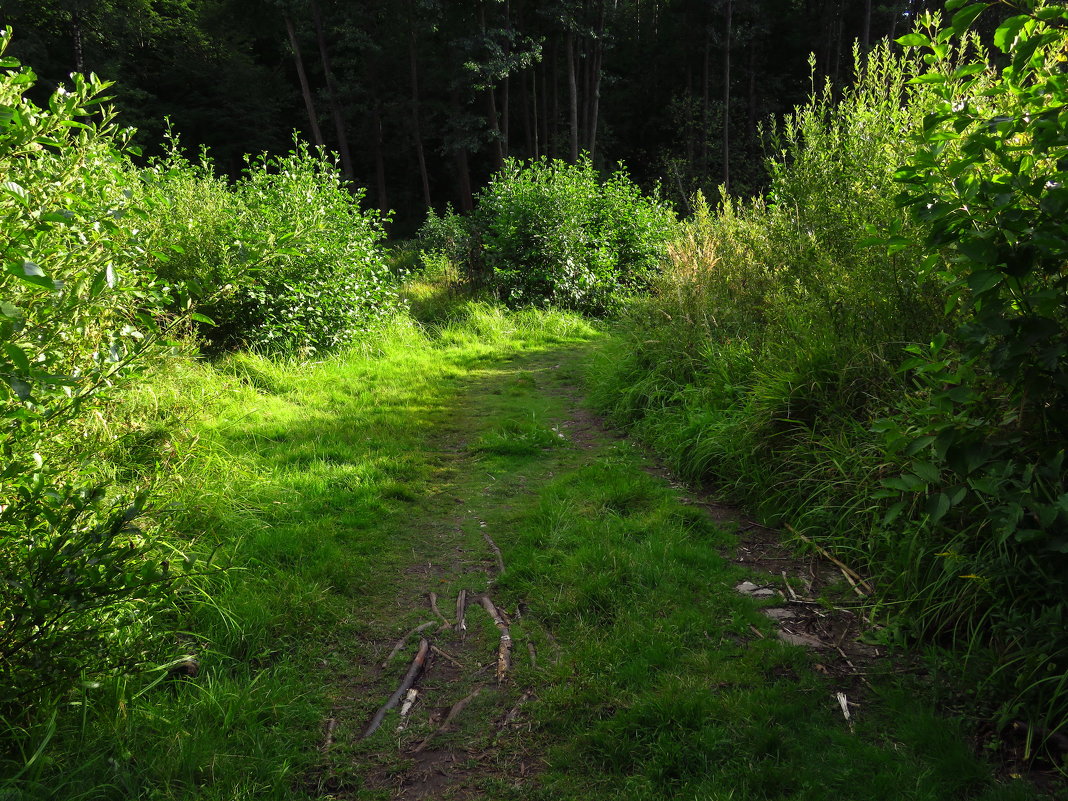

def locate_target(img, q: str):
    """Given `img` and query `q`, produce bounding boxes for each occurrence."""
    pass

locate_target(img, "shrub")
[138,141,400,355]
[473,156,675,314]
[0,29,183,709]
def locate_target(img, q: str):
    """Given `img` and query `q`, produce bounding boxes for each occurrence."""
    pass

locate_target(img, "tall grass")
[588,33,1068,744]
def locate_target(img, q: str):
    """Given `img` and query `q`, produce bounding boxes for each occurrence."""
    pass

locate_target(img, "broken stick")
[480,595,513,683]
[786,525,874,595]
[381,621,436,668]
[363,638,430,739]
[482,530,505,575]
[527,641,537,670]
[413,687,483,753]
[321,717,338,753]
[429,592,451,627]
[397,688,419,731]
[430,644,464,669]
[456,589,468,639]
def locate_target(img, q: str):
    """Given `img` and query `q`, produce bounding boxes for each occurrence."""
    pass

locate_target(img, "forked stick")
[381,621,435,668]
[429,592,451,627]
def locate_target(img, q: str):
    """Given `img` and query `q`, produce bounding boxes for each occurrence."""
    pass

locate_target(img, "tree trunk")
[284,13,325,148]
[863,0,872,49]
[71,4,85,74]
[501,0,511,158]
[566,30,579,162]
[550,42,559,159]
[310,0,353,178]
[587,0,606,159]
[370,99,389,214]
[522,68,534,158]
[451,89,474,211]
[486,89,505,170]
[722,0,731,191]
[407,7,431,209]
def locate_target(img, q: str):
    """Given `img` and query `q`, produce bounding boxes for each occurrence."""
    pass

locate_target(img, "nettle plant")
[0,30,191,707]
[877,3,1068,737]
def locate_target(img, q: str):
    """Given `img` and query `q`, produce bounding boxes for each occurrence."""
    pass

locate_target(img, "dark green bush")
[140,142,400,355]
[0,29,184,710]
[473,156,675,314]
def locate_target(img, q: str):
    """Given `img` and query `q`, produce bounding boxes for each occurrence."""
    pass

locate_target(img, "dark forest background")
[2,0,991,230]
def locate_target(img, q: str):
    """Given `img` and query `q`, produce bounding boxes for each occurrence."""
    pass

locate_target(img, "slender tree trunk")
[522,68,534,158]
[407,8,431,209]
[701,23,711,167]
[566,30,579,162]
[587,0,605,159]
[863,0,872,49]
[722,0,731,191]
[550,42,559,159]
[370,99,389,214]
[310,0,353,178]
[71,4,85,73]
[501,0,511,158]
[451,89,474,211]
[486,89,505,170]
[284,13,325,148]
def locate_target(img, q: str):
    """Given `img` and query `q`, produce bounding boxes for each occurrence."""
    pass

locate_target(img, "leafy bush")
[0,29,184,709]
[473,156,675,314]
[876,1,1068,739]
[138,141,399,355]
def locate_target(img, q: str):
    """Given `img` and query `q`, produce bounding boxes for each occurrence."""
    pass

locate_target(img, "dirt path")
[303,343,894,800]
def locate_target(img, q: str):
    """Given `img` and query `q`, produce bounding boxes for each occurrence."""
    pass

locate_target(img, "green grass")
[2,301,1051,800]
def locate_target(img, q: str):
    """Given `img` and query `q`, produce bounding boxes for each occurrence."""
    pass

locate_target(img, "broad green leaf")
[951,4,989,35]
[993,15,1029,53]
[896,33,930,47]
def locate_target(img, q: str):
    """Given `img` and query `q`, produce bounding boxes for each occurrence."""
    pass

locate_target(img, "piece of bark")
[456,589,468,639]
[429,592,451,627]
[397,688,419,731]
[363,638,430,739]
[382,621,436,669]
[413,687,483,753]
[483,530,505,575]
[480,595,513,683]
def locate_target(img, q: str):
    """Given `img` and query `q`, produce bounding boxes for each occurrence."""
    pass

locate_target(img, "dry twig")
[413,687,483,753]
[480,595,513,683]
[321,717,338,753]
[381,621,435,668]
[456,589,468,640]
[363,638,430,739]
[482,530,505,575]
[430,644,464,669]
[786,525,873,595]
[429,592,451,627]
[527,641,537,670]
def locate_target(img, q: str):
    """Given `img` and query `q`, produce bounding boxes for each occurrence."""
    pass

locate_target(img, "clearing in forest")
[48,305,1043,800]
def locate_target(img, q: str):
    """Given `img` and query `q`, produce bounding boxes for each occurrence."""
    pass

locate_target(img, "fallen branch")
[429,592,451,627]
[456,589,468,640]
[363,638,430,739]
[480,595,513,683]
[430,644,464,669]
[786,525,874,595]
[382,621,436,668]
[495,690,533,739]
[413,687,483,753]
[397,688,419,731]
[781,571,799,601]
[527,641,537,670]
[482,530,505,575]
[321,717,338,754]
[835,691,854,732]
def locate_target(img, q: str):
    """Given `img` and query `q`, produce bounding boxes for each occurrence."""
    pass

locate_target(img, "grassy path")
[38,305,1046,799]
